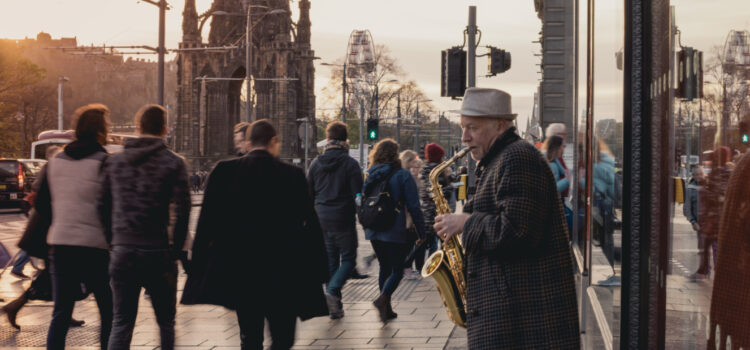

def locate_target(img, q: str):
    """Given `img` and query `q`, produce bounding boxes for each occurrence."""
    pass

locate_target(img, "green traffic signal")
[368,130,377,140]
[742,133,749,144]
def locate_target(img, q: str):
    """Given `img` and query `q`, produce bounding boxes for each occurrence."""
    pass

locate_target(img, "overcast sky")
[2,0,748,129]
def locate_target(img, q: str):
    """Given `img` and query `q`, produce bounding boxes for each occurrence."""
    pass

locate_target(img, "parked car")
[0,158,46,209]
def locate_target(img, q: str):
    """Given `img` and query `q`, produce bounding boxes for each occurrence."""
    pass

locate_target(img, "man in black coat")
[435,88,579,349]
[181,119,328,350]
[307,121,363,319]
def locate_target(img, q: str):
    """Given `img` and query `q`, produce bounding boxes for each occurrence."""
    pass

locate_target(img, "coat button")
[469,308,479,316]
[468,270,476,277]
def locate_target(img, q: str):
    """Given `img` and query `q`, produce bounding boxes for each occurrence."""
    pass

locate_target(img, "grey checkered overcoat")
[462,128,580,349]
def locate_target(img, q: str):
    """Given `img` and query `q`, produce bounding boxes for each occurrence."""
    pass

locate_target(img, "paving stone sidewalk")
[0,201,466,349]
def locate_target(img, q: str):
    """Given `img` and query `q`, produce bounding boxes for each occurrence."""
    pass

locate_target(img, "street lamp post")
[140,0,169,106]
[413,99,432,151]
[321,62,347,122]
[58,77,69,130]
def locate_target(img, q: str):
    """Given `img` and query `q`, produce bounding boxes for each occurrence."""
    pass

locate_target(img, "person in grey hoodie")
[100,104,191,350]
[306,121,363,319]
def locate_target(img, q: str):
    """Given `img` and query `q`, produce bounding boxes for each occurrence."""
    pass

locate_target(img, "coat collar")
[475,127,520,176]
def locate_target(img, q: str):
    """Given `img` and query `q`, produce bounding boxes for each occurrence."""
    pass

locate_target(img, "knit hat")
[425,143,445,163]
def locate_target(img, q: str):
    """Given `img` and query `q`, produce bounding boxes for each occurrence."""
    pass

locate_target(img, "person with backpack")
[306,121,363,319]
[360,139,425,322]
[100,104,191,350]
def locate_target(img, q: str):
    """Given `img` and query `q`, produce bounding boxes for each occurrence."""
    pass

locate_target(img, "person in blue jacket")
[544,136,570,199]
[362,139,426,322]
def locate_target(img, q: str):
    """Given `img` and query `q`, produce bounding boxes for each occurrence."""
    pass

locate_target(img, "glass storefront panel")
[665,2,750,349]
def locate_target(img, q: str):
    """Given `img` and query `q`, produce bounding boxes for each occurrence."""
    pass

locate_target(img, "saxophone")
[421,147,470,328]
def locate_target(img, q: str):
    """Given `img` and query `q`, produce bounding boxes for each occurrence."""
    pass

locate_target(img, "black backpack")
[358,169,400,231]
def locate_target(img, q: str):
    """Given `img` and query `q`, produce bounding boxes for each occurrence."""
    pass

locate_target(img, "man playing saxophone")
[434,88,580,349]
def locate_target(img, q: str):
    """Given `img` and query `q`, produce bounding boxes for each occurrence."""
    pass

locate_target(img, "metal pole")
[157,0,166,106]
[467,6,477,88]
[341,63,347,122]
[396,92,401,145]
[414,103,420,151]
[245,5,252,123]
[304,119,309,170]
[466,6,478,196]
[57,79,63,130]
[359,99,365,167]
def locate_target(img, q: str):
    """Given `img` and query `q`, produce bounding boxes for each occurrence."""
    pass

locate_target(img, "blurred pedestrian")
[307,121,363,319]
[190,172,201,193]
[543,123,570,199]
[36,104,114,350]
[434,88,579,349]
[182,119,328,350]
[3,148,87,331]
[707,152,750,350]
[362,139,425,322]
[544,135,570,203]
[694,146,732,279]
[399,150,425,279]
[100,104,191,350]
[684,166,704,252]
[11,146,63,279]
[420,143,451,256]
[233,122,251,156]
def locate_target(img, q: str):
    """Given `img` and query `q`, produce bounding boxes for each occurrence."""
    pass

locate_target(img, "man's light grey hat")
[451,87,517,119]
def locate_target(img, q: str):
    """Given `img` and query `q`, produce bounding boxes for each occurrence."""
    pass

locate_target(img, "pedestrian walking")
[100,104,191,350]
[693,146,732,279]
[399,150,425,279]
[420,143,451,256]
[35,104,114,350]
[233,122,251,156]
[307,121,363,319]
[434,88,579,349]
[182,119,328,350]
[361,139,425,322]
[683,166,703,252]
[544,135,573,233]
[190,172,201,193]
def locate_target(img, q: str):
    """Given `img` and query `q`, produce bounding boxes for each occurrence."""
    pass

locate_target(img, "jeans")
[12,250,30,275]
[108,245,177,350]
[371,240,410,297]
[47,246,113,350]
[324,230,357,297]
[236,300,296,350]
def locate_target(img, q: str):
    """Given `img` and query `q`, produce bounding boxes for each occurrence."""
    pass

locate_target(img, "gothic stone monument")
[175,0,316,169]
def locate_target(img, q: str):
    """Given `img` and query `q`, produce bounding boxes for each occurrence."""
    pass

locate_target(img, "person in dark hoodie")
[306,121,363,319]
[35,104,114,350]
[100,104,191,350]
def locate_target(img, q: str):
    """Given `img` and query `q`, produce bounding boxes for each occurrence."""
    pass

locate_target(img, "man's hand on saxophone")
[434,213,470,241]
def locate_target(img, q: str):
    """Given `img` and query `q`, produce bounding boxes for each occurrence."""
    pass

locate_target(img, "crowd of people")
[1,87,583,350]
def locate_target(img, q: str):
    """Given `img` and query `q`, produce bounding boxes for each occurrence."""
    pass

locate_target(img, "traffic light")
[366,118,379,141]
[678,47,703,101]
[740,118,750,144]
[441,47,466,98]
[488,47,511,76]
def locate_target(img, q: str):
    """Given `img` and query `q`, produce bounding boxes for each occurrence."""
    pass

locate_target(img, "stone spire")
[182,0,200,43]
[297,0,311,48]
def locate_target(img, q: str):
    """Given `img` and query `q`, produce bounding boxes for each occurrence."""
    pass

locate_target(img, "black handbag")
[27,268,89,302]
[17,209,51,260]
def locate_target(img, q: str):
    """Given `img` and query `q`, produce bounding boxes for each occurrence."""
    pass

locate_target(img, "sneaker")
[404,269,420,280]
[325,293,344,319]
[597,275,621,286]
[351,269,369,279]
[10,271,30,280]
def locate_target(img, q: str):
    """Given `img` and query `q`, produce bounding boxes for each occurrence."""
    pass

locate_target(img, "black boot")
[2,293,28,330]
[372,294,391,323]
[386,301,398,320]
[70,318,85,327]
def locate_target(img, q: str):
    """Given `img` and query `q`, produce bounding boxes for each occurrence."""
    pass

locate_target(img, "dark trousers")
[108,246,177,350]
[236,301,296,350]
[371,240,410,297]
[47,246,113,350]
[323,230,357,297]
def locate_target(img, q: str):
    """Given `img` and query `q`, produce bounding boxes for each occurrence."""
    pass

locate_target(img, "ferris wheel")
[723,30,750,78]
[345,30,376,108]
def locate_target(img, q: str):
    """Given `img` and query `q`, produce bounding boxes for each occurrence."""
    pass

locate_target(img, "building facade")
[175,0,316,169]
